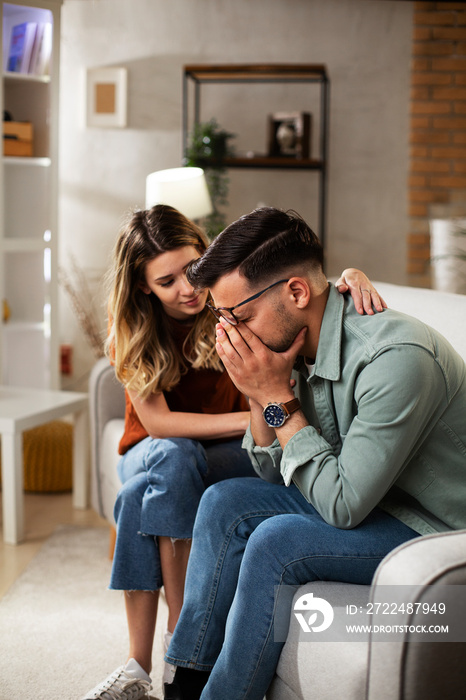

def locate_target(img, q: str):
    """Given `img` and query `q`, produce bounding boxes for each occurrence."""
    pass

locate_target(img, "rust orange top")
[114,317,248,455]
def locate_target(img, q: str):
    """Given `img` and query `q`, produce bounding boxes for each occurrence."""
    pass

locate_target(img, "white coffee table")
[0,386,89,544]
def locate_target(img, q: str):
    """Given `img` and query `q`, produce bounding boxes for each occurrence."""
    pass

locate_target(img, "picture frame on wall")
[267,111,311,158]
[86,67,127,128]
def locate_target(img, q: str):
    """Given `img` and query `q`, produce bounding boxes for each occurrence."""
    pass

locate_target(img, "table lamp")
[145,166,213,221]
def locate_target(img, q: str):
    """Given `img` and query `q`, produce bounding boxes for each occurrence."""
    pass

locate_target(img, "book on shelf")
[7,22,37,73]
[6,22,53,76]
[30,23,53,76]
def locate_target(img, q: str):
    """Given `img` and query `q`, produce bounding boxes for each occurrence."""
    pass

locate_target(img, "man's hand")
[215,317,307,408]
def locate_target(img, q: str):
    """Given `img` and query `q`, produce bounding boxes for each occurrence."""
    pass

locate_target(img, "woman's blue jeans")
[109,437,254,591]
[165,477,419,700]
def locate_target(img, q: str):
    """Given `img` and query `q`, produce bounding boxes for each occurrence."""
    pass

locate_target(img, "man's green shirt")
[244,284,466,535]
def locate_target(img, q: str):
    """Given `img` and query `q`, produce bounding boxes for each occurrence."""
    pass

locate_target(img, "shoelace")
[92,666,151,700]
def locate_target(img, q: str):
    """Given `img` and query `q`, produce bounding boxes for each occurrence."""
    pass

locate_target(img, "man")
[164,207,466,700]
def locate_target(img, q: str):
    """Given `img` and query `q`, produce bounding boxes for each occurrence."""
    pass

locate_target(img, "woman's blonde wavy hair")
[106,204,222,400]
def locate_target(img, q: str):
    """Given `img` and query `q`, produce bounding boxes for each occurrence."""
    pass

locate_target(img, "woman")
[82,204,384,700]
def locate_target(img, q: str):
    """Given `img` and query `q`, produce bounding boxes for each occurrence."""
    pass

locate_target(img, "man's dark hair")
[187,207,324,290]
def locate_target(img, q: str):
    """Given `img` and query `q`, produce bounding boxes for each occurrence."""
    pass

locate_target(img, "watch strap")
[281,397,301,417]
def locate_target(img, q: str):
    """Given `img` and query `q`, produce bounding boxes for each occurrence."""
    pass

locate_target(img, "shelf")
[224,155,324,170]
[183,62,330,250]
[185,64,328,83]
[3,156,51,166]
[1,0,61,391]
[3,71,50,83]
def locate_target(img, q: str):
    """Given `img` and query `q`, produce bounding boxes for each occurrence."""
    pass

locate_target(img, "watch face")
[263,403,286,428]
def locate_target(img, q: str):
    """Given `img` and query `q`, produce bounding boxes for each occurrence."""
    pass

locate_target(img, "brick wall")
[408,1,466,287]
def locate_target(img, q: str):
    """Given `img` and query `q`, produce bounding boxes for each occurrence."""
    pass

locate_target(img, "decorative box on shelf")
[3,121,33,156]
[267,111,312,159]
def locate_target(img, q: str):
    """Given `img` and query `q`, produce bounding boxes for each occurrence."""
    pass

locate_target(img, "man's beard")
[263,304,305,354]
[264,333,297,354]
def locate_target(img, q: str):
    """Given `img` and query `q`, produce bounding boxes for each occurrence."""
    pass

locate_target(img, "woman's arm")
[335,268,387,315]
[128,388,250,441]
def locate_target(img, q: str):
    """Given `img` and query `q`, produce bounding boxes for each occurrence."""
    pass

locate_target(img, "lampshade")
[145,166,213,221]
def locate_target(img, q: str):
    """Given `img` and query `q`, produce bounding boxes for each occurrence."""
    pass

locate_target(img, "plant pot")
[429,218,466,295]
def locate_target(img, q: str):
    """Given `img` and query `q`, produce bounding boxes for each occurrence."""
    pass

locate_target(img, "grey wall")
[58,0,413,386]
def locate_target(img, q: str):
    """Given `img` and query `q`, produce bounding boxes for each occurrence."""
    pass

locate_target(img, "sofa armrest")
[98,419,125,524]
[372,528,466,588]
[89,357,126,519]
[367,529,466,700]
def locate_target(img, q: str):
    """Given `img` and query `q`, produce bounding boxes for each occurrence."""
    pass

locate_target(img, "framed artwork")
[267,111,311,158]
[86,67,127,128]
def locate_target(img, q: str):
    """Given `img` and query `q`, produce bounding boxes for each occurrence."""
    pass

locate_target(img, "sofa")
[89,356,125,527]
[89,281,466,699]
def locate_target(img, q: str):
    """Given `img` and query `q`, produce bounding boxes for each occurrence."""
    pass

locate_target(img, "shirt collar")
[295,283,344,381]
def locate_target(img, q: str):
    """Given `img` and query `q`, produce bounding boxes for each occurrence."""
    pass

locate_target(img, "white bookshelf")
[1,0,62,389]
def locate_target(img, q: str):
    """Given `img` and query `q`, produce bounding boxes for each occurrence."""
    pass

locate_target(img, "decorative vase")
[429,218,466,295]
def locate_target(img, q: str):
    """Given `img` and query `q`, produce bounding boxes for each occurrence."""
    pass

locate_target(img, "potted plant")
[430,218,466,295]
[184,118,235,239]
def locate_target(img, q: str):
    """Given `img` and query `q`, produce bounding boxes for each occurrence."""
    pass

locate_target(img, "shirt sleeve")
[242,428,284,484]
[247,345,449,529]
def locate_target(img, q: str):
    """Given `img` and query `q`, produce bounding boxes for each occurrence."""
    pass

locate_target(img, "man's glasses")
[207,279,289,326]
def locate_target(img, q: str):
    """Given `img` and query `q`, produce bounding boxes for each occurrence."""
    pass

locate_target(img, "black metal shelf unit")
[182,63,330,250]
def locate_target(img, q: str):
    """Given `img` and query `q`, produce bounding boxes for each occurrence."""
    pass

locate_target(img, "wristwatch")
[262,398,301,428]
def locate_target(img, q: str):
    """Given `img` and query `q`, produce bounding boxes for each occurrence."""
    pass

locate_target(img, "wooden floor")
[0,491,109,599]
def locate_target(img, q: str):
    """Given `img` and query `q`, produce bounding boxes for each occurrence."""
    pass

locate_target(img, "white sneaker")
[163,630,176,687]
[81,658,152,699]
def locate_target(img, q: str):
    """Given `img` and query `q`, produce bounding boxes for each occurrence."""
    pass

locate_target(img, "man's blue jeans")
[110,437,254,591]
[166,477,419,700]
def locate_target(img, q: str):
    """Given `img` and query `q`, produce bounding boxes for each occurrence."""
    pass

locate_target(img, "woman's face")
[141,245,208,321]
